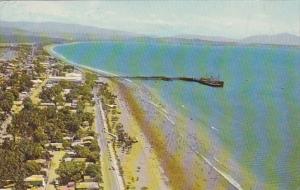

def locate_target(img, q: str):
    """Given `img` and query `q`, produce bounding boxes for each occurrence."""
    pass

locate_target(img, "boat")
[198,76,224,87]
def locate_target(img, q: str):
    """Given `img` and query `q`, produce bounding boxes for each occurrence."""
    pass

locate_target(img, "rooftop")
[75,182,99,190]
[24,175,44,182]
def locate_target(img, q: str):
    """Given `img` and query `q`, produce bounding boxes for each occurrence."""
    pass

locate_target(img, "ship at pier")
[198,76,224,87]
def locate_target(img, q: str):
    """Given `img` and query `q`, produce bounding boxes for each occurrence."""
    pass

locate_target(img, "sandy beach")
[102,78,170,189]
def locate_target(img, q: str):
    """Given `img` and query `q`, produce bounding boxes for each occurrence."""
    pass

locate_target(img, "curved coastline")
[45,43,177,124]
[45,42,243,190]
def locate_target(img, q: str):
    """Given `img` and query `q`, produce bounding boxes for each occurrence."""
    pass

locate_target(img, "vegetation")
[0,46,48,121]
[73,142,99,163]
[8,98,94,142]
[56,161,102,185]
[40,84,62,103]
[85,164,102,182]
[0,71,33,120]
[0,139,45,188]
[98,82,137,152]
[0,91,14,114]
[0,45,102,188]
[56,161,85,184]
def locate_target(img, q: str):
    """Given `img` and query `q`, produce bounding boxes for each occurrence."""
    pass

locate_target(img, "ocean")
[53,40,300,189]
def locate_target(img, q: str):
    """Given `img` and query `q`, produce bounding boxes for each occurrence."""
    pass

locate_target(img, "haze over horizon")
[0,1,299,39]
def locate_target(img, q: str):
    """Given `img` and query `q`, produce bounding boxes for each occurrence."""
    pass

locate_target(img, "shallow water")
[54,40,300,189]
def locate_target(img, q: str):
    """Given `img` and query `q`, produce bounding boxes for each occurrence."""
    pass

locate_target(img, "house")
[63,89,71,95]
[70,109,77,113]
[64,157,73,162]
[67,182,75,188]
[82,141,92,146]
[52,143,63,150]
[0,186,13,190]
[19,92,28,101]
[40,102,56,106]
[57,182,75,190]
[85,162,94,167]
[64,103,72,107]
[71,100,78,108]
[75,182,99,190]
[45,83,54,88]
[72,158,87,163]
[81,136,94,142]
[0,134,13,142]
[106,104,116,109]
[49,72,83,83]
[24,175,45,188]
[65,150,76,157]
[57,106,64,110]
[31,79,42,84]
[63,136,73,141]
[0,181,14,190]
[45,143,63,151]
[27,159,48,168]
[40,62,50,68]
[40,168,48,176]
[71,140,84,147]
[83,176,96,183]
[82,121,89,128]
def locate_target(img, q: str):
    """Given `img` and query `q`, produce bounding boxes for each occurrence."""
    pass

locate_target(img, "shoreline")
[45,43,243,190]
[46,43,170,189]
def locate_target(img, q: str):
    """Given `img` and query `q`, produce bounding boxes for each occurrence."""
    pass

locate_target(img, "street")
[93,87,125,190]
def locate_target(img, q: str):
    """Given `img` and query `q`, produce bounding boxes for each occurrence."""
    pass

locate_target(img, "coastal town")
[0,41,239,190]
[0,43,150,190]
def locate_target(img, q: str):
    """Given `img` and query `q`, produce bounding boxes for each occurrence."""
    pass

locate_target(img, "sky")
[0,1,299,39]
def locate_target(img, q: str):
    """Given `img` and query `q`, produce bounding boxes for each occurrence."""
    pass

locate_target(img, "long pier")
[98,75,224,88]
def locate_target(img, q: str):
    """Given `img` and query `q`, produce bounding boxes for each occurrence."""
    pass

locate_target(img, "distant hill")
[0,20,143,43]
[173,34,235,43]
[0,20,299,46]
[0,25,66,43]
[239,33,300,46]
[173,33,300,46]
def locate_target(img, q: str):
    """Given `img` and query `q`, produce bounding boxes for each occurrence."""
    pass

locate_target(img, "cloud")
[0,1,299,38]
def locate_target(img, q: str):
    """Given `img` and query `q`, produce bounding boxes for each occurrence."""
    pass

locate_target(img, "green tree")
[19,73,33,92]
[18,140,44,160]
[33,127,48,143]
[0,99,13,113]
[65,116,80,133]
[74,145,99,163]
[44,122,63,142]
[0,146,27,189]
[56,161,85,184]
[23,97,34,110]
[54,94,64,106]
[74,146,90,158]
[35,63,46,75]
[85,164,101,182]
[25,161,41,176]
[9,87,19,99]
[89,140,100,152]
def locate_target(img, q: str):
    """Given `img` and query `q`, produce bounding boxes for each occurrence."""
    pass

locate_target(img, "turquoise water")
[54,40,300,189]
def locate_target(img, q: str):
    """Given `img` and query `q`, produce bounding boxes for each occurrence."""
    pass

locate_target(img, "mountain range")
[0,20,299,46]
